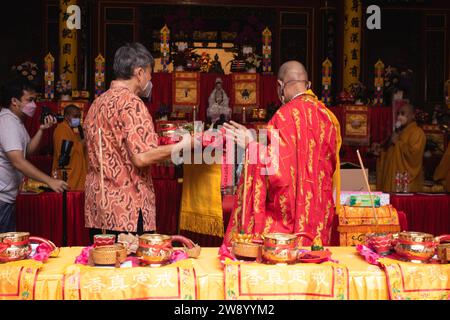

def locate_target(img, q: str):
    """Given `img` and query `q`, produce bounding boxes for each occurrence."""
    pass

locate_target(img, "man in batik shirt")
[84,43,191,236]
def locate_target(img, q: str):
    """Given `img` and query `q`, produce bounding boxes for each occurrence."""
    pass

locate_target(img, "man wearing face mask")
[222,61,341,246]
[52,105,87,190]
[376,104,426,192]
[83,43,194,238]
[0,78,68,232]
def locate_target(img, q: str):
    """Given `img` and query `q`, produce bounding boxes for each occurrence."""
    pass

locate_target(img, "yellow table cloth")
[2,247,448,300]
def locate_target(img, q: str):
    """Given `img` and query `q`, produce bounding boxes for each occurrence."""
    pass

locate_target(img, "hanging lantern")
[374,59,385,106]
[44,53,55,100]
[262,27,272,74]
[94,54,105,98]
[321,58,332,105]
[160,25,170,73]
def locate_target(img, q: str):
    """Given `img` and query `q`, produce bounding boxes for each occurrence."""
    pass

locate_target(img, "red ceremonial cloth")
[390,193,450,236]
[16,191,90,247]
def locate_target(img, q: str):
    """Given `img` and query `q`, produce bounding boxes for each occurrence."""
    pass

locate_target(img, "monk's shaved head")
[397,103,416,126]
[400,104,415,114]
[64,105,81,117]
[278,61,308,82]
[277,61,311,104]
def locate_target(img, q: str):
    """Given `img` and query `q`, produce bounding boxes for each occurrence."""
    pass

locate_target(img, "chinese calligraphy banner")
[0,260,42,300]
[343,0,361,91]
[379,258,450,300]
[59,0,78,89]
[224,259,349,300]
[62,260,198,300]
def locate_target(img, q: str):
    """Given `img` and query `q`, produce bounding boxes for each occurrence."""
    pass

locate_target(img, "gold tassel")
[179,211,224,237]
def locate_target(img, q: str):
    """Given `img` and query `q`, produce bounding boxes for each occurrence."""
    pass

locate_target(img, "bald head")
[277,61,310,104]
[278,61,308,82]
[397,103,416,127]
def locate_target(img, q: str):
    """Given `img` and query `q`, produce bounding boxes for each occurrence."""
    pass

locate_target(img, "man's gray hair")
[113,43,154,80]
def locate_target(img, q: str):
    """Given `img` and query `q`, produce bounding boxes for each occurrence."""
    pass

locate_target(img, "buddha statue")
[209,53,224,74]
[207,78,231,124]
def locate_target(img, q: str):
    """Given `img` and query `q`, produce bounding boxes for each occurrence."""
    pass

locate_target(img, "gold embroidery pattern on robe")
[316,222,324,240]
[320,121,325,145]
[264,216,274,234]
[318,170,325,203]
[308,140,316,173]
[292,108,302,140]
[279,194,288,226]
[290,166,296,196]
[324,200,332,240]
[305,191,313,224]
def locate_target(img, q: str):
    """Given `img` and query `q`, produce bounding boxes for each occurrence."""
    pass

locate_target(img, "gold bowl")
[261,232,314,264]
[393,231,450,262]
[0,232,57,263]
[136,234,173,265]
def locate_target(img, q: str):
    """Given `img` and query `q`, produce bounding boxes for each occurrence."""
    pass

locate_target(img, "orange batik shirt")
[83,82,158,232]
[224,90,341,246]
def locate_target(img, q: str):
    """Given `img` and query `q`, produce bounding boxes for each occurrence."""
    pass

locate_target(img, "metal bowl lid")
[0,232,30,242]
[398,231,434,242]
[264,233,297,241]
[139,233,171,242]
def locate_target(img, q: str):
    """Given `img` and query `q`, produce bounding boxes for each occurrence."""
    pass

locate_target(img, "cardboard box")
[341,168,369,191]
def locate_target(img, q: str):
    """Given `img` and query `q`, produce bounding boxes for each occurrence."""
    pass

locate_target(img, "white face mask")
[139,79,153,99]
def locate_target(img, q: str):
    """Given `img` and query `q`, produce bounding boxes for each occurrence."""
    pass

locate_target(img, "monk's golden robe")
[52,121,87,190]
[376,121,426,192]
[223,90,341,246]
[434,142,450,192]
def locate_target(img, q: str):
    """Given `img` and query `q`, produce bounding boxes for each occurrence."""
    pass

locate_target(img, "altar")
[2,246,450,300]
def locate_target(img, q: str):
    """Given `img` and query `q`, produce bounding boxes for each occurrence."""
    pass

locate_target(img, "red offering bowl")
[366,233,393,256]
[297,250,331,263]
[93,234,116,247]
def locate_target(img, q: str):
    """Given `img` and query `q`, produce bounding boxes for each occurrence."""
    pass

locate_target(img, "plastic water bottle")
[395,171,402,193]
[402,171,409,193]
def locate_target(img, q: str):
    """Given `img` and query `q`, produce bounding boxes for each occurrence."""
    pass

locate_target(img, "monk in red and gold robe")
[223,61,341,246]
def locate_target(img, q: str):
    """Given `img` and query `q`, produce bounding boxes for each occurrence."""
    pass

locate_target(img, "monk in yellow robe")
[52,105,87,190]
[223,61,341,246]
[376,104,426,192]
[434,142,450,191]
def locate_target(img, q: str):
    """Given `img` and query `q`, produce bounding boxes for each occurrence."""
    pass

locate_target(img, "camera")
[40,105,64,124]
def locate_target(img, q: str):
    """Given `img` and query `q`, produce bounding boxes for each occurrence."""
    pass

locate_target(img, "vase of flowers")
[244,53,261,73]
[12,61,39,82]
[383,65,414,106]
[56,74,72,101]
[349,81,367,105]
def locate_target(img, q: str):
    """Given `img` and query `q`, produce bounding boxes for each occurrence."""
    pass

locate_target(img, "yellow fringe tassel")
[179,210,224,238]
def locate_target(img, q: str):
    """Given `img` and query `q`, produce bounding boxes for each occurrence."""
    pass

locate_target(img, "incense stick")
[98,128,106,235]
[356,149,378,225]
[241,145,249,232]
